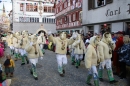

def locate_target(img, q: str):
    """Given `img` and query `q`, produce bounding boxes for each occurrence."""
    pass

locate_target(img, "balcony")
[55,2,82,17]
[56,21,81,29]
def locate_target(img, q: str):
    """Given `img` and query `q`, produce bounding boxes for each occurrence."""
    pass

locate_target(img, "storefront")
[82,0,130,35]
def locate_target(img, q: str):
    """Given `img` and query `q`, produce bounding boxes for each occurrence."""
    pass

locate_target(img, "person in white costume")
[37,32,46,54]
[19,30,29,65]
[85,36,101,86]
[25,34,43,80]
[97,32,118,84]
[13,32,21,61]
[72,33,86,68]
[8,33,15,55]
[48,31,77,77]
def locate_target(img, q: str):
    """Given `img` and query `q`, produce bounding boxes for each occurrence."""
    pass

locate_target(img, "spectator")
[4,54,15,77]
[113,31,124,76]
[125,24,130,37]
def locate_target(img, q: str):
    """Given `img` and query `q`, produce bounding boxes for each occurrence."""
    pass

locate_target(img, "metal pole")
[12,0,13,31]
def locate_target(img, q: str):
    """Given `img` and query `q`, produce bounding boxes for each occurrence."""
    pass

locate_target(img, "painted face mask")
[60,32,66,40]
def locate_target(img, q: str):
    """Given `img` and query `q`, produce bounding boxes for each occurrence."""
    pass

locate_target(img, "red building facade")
[55,0,82,33]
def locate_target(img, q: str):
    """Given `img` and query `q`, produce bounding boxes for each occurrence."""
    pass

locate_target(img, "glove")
[40,57,43,60]
[30,42,33,46]
[47,30,52,36]
[72,32,77,39]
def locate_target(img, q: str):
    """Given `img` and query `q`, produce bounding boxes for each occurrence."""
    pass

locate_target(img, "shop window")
[88,26,94,35]
[69,15,71,23]
[20,3,23,11]
[100,24,111,34]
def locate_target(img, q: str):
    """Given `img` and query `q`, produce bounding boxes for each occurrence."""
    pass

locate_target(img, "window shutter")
[106,0,113,4]
[71,14,73,22]
[76,11,79,21]
[88,0,94,10]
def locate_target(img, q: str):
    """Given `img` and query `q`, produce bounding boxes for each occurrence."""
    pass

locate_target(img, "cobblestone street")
[2,49,129,86]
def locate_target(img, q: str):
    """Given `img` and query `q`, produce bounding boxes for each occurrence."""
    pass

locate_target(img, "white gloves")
[72,32,77,39]
[47,30,52,36]
[40,57,43,60]
[30,42,33,46]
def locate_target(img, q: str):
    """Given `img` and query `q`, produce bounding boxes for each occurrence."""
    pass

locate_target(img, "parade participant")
[85,36,101,86]
[13,32,21,61]
[97,32,118,84]
[72,33,86,68]
[69,44,75,65]
[48,31,77,77]
[4,54,15,77]
[37,32,46,54]
[19,30,29,65]
[25,34,43,80]
[8,33,15,55]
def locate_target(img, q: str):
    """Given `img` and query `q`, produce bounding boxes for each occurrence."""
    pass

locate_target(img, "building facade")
[55,0,83,34]
[82,0,130,35]
[0,4,10,31]
[13,0,56,33]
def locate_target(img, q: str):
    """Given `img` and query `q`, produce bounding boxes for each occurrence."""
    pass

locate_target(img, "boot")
[58,66,64,77]
[98,69,104,82]
[78,60,81,66]
[107,68,118,84]
[86,74,92,85]
[75,60,79,68]
[10,73,13,77]
[25,55,29,64]
[21,56,25,65]
[11,50,13,55]
[42,49,45,54]
[14,53,18,61]
[32,64,38,80]
[94,79,99,86]
[93,73,99,86]
[71,56,75,65]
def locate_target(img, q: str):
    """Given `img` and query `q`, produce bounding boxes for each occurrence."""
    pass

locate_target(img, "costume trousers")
[71,49,75,64]
[19,49,28,64]
[40,44,45,54]
[14,48,19,59]
[10,46,15,55]
[29,58,38,78]
[98,59,115,81]
[86,66,99,86]
[56,54,67,74]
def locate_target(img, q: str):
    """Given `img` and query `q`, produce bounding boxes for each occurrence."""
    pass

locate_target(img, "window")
[20,3,23,11]
[52,8,55,13]
[48,7,52,12]
[88,0,113,10]
[100,24,111,33]
[30,4,33,11]
[26,3,29,11]
[69,15,71,23]
[64,2,67,8]
[88,26,94,35]
[73,13,76,21]
[19,17,39,23]
[64,16,67,24]
[44,6,47,12]
[60,5,62,11]
[34,3,38,11]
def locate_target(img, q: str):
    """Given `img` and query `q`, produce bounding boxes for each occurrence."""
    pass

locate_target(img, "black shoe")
[34,77,38,80]
[60,74,64,77]
[27,61,29,64]
[110,80,118,84]
[113,72,119,75]
[86,82,92,86]
[76,66,78,68]
[30,70,33,75]
[99,78,104,82]
[71,62,75,65]
[21,63,25,65]
[63,70,65,74]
